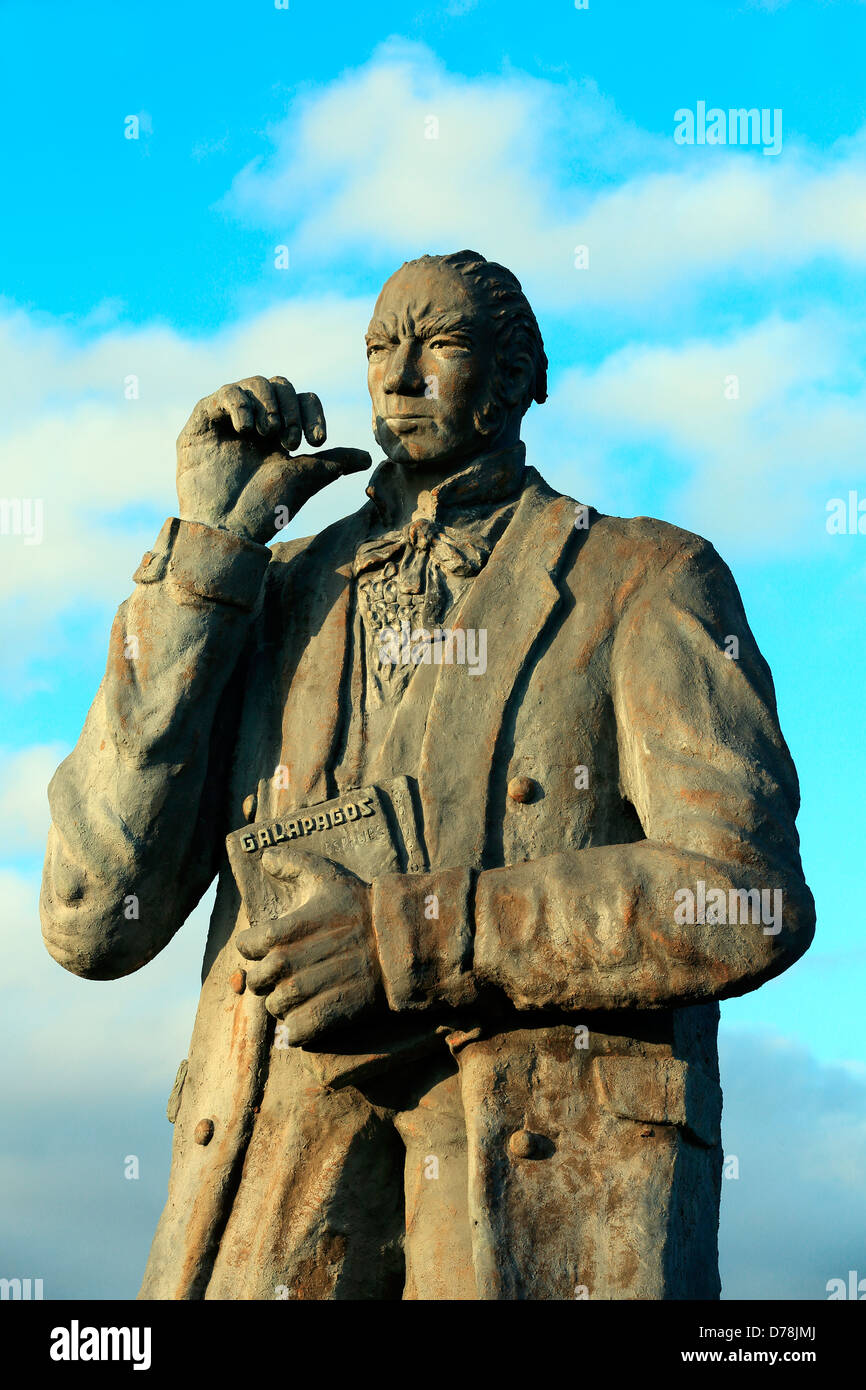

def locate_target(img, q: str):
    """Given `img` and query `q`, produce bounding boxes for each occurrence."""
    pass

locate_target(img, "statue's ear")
[497,347,535,410]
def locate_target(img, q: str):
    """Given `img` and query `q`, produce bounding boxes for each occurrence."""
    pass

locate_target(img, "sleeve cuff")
[133,518,271,611]
[370,865,478,1011]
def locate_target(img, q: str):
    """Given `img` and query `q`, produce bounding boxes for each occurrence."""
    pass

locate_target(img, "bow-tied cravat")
[348,445,525,709]
[353,512,493,594]
[352,496,496,703]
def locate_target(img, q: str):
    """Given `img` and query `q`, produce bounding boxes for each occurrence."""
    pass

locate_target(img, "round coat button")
[509,1128,544,1159]
[242,793,257,823]
[194,1118,214,1146]
[507,776,537,804]
[229,969,246,995]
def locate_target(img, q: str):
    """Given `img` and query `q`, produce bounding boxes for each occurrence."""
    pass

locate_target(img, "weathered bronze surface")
[40,251,814,1299]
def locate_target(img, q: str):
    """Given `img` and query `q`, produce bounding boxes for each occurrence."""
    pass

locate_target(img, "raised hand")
[176,375,371,544]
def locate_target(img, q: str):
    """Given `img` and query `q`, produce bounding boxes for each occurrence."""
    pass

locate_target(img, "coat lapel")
[269,507,372,812]
[417,470,578,870]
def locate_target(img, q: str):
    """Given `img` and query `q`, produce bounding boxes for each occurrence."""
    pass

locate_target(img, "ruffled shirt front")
[333,443,527,790]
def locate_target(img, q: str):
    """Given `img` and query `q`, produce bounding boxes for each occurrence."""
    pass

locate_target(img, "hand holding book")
[225,777,441,1087]
[235,847,384,1046]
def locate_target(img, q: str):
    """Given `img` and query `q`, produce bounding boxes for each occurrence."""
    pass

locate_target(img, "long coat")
[40,464,815,1299]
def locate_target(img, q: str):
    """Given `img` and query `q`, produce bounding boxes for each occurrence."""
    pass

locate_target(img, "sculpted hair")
[404,250,548,436]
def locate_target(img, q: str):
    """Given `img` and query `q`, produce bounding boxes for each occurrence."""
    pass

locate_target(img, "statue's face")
[366,262,497,467]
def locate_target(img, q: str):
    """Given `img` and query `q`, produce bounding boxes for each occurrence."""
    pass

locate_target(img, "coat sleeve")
[369,536,815,1013]
[40,518,271,980]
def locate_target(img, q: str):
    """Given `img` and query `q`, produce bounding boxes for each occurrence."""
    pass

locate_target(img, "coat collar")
[365,443,526,528]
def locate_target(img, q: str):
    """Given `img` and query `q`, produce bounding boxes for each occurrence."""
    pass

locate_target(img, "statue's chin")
[373,416,486,468]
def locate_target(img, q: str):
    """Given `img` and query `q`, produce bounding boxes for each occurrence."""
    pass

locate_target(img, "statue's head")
[365,251,547,470]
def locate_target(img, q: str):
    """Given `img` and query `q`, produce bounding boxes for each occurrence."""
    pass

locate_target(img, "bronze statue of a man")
[40,251,814,1300]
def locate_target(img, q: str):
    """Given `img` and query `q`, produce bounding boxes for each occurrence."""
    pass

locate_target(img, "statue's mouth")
[383,414,432,432]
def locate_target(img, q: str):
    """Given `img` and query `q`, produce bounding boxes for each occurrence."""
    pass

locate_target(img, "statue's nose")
[383,339,424,394]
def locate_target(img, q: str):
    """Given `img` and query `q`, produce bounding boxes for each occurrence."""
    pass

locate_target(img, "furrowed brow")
[365,318,399,344]
[415,312,475,341]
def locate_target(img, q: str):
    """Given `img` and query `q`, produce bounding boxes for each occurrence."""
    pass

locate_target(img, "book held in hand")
[225,776,438,1087]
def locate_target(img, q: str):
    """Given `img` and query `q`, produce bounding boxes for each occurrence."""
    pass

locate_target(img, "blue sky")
[1,0,865,1300]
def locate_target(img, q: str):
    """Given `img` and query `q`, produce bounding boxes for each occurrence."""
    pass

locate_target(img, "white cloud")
[0,744,69,856]
[0,868,208,1099]
[534,312,866,552]
[719,1025,866,1298]
[222,41,866,310]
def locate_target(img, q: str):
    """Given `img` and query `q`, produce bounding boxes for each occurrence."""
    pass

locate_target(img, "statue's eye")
[430,338,469,353]
[366,343,388,358]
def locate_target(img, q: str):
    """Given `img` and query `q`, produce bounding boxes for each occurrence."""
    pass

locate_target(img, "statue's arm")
[39,518,271,980]
[369,536,815,1014]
